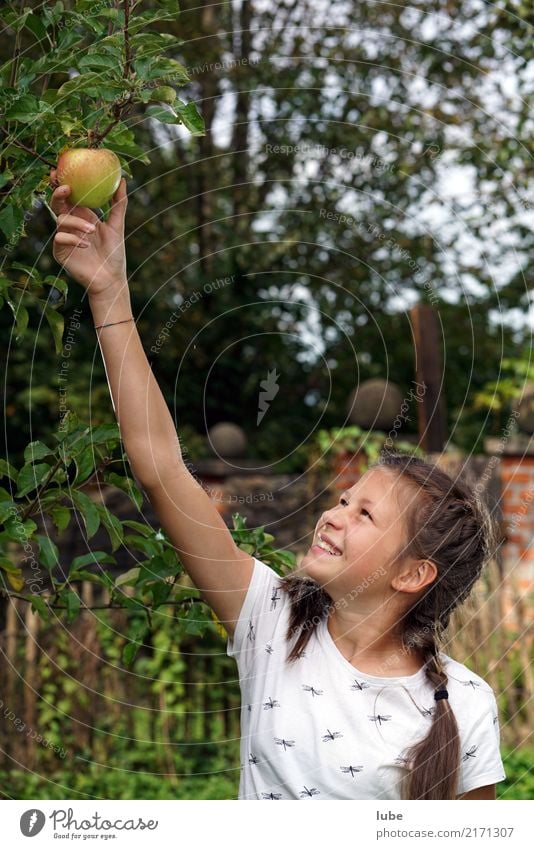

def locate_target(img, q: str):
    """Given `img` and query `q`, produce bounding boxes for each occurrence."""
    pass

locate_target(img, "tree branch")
[123,0,132,79]
[20,453,66,521]
[0,589,204,612]
[0,127,56,168]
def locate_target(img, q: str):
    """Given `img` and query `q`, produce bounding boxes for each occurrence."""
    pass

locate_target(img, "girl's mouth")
[311,543,342,557]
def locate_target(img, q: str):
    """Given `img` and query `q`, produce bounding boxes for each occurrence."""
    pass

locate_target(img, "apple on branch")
[56,147,122,209]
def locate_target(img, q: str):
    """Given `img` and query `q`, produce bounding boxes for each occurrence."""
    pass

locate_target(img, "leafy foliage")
[0,410,295,649]
[0,0,203,344]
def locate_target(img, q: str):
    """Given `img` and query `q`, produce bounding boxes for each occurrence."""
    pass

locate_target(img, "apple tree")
[0,0,295,661]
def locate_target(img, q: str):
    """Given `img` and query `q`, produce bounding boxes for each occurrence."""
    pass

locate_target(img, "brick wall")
[500,456,534,593]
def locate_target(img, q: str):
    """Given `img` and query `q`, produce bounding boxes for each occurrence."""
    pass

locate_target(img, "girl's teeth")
[317,539,341,556]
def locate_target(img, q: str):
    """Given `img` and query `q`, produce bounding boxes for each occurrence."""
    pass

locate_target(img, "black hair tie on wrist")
[434,688,449,701]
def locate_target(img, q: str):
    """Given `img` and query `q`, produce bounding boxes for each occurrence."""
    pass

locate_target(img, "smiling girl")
[48,175,506,801]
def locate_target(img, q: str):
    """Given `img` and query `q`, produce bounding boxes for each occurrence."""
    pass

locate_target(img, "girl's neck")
[327,612,424,677]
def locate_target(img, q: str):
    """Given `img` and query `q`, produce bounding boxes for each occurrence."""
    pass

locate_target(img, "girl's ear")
[392,559,437,593]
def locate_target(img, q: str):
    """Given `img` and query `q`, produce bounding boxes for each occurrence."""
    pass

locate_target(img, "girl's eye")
[339,497,373,520]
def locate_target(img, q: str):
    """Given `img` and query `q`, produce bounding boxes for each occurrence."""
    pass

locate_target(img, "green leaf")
[43,275,68,296]
[151,581,171,607]
[77,53,123,72]
[122,520,154,538]
[49,505,71,533]
[90,423,121,445]
[16,463,52,497]
[6,298,29,341]
[56,72,103,99]
[118,594,146,612]
[3,6,32,32]
[0,459,18,482]
[0,206,17,239]
[70,490,101,539]
[140,56,190,84]
[123,534,160,558]
[115,567,140,588]
[174,100,205,136]
[68,570,113,587]
[0,555,20,575]
[0,168,14,189]
[4,94,39,121]
[64,590,81,622]
[182,602,210,636]
[0,501,18,524]
[1,516,38,543]
[122,640,141,667]
[73,446,95,485]
[29,594,50,620]
[24,441,55,463]
[25,12,47,40]
[104,472,143,510]
[43,304,64,356]
[145,104,183,125]
[70,551,115,572]
[97,504,124,552]
[137,556,177,584]
[35,534,60,570]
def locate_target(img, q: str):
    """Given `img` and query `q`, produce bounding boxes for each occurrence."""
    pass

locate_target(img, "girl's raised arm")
[49,176,254,638]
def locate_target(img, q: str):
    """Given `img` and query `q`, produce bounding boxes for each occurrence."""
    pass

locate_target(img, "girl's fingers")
[50,186,99,223]
[50,184,73,216]
[57,213,97,235]
[54,231,91,249]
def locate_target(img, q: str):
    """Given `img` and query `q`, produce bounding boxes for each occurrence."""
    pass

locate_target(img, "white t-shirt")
[227,556,507,800]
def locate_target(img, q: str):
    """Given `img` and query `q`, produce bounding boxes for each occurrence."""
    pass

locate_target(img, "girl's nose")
[319,507,342,529]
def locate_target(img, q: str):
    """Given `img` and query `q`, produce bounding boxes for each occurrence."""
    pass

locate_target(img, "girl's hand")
[49,169,128,299]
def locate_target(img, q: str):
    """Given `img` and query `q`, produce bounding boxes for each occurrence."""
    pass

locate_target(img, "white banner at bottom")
[3,799,530,848]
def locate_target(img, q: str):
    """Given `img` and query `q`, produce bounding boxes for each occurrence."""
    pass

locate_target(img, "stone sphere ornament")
[208,422,248,457]
[347,379,405,430]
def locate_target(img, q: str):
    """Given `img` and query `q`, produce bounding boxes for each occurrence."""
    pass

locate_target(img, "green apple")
[149,85,177,104]
[56,147,122,208]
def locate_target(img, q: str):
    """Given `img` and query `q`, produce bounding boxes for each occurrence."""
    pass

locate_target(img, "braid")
[399,630,461,799]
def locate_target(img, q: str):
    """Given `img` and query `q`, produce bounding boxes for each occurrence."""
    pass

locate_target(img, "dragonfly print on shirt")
[261,791,282,799]
[247,621,256,642]
[299,786,321,797]
[459,679,482,690]
[265,642,273,655]
[462,745,478,762]
[274,737,296,751]
[350,679,371,692]
[322,728,343,742]
[248,753,260,765]
[368,714,392,726]
[270,585,281,611]
[263,697,280,710]
[340,765,364,777]
[302,685,324,697]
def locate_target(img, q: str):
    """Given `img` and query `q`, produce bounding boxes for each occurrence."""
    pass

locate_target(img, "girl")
[49,175,506,801]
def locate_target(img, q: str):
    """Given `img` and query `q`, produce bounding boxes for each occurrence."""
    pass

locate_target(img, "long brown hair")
[278,451,498,799]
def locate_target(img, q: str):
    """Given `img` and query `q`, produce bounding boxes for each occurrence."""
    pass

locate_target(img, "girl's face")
[300,468,411,603]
